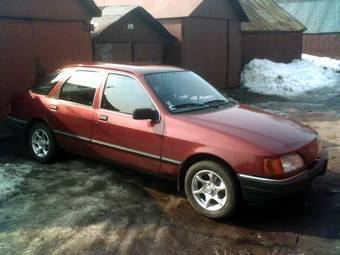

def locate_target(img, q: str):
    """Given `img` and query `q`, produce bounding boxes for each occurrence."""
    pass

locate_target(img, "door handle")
[50,104,58,111]
[98,114,108,121]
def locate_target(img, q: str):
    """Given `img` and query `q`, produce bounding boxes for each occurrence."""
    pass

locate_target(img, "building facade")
[276,0,340,58]
[240,0,305,66]
[92,6,174,64]
[95,0,248,90]
[0,0,100,119]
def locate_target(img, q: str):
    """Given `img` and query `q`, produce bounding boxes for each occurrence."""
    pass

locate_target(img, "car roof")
[66,62,185,75]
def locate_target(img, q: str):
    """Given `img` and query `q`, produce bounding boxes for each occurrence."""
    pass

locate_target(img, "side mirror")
[133,108,160,122]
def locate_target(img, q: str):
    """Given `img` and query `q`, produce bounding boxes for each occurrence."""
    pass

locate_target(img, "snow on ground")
[303,54,340,72]
[241,54,340,97]
[0,163,32,201]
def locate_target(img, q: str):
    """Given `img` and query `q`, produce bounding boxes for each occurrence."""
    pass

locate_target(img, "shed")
[96,0,249,90]
[0,0,100,119]
[240,0,306,66]
[92,6,175,64]
[276,0,340,59]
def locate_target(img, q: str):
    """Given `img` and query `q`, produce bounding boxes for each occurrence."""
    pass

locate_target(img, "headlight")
[280,154,304,173]
[264,153,304,177]
[316,135,322,154]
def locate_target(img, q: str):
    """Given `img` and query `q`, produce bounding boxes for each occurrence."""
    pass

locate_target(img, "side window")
[59,71,102,106]
[31,70,66,95]
[101,74,154,114]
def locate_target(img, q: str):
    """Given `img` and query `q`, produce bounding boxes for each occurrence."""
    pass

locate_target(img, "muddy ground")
[0,86,340,255]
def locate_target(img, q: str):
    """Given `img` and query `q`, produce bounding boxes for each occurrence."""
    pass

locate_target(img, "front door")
[91,73,163,173]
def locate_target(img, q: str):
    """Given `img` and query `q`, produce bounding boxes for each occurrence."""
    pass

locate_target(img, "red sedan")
[7,63,328,219]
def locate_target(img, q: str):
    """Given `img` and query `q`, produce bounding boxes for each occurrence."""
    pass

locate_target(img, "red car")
[7,63,328,219]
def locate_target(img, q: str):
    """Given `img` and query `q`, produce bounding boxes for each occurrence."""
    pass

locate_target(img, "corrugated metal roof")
[276,0,340,34]
[240,0,306,32]
[91,5,175,38]
[94,0,248,20]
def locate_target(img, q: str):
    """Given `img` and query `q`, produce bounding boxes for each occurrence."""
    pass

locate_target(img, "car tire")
[185,160,239,219]
[28,122,57,163]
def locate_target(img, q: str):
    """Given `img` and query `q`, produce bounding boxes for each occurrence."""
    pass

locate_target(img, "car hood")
[181,104,317,155]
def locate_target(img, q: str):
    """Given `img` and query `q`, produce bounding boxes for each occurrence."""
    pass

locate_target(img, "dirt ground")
[0,86,340,255]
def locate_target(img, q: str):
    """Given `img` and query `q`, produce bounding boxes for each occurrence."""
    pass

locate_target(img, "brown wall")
[182,18,228,90]
[241,32,303,66]
[93,12,166,43]
[94,42,165,64]
[94,12,168,64]
[191,0,240,20]
[228,21,241,88]
[160,19,182,41]
[0,0,90,20]
[303,33,340,59]
[182,17,241,90]
[160,19,183,66]
[0,1,94,119]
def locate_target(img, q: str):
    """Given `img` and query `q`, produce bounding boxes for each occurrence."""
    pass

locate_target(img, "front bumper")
[238,150,328,205]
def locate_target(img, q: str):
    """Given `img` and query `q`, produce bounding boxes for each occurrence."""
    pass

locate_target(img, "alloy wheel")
[31,129,50,158]
[191,170,228,211]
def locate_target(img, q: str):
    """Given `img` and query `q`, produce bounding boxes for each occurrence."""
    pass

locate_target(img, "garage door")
[94,43,164,64]
[134,43,164,64]
[94,43,132,63]
[183,18,228,90]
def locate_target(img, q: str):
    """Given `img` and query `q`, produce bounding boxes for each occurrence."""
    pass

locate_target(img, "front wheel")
[185,160,239,219]
[28,122,57,163]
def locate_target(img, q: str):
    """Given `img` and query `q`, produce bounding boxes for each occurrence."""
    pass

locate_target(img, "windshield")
[144,71,232,113]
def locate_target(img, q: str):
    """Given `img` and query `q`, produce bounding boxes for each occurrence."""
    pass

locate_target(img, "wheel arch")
[177,153,238,191]
[23,118,50,145]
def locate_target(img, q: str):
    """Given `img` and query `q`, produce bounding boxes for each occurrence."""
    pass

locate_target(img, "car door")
[47,70,105,154]
[91,72,164,173]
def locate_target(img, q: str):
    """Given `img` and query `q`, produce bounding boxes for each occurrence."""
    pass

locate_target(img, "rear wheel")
[28,122,57,163]
[185,160,239,219]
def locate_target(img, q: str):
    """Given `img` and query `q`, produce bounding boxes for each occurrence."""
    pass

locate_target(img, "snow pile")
[0,163,32,201]
[241,55,340,97]
[303,54,340,72]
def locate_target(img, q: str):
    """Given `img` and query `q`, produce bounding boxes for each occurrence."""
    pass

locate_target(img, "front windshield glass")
[144,71,232,113]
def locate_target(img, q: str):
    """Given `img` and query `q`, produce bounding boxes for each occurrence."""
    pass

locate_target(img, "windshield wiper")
[171,99,233,113]
[171,103,205,110]
[203,99,230,107]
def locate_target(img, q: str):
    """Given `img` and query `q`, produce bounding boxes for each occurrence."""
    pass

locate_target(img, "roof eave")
[231,0,249,22]
[241,29,306,33]
[91,6,175,41]
[82,0,102,17]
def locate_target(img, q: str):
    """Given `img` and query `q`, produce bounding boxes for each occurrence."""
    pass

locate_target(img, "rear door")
[47,70,105,154]
[91,72,164,173]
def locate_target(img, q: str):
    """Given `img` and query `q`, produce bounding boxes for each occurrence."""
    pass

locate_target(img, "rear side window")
[31,71,65,95]
[59,71,102,106]
[101,74,154,114]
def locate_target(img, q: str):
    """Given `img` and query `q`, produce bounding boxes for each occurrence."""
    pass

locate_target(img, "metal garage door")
[182,18,228,90]
[94,43,164,64]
